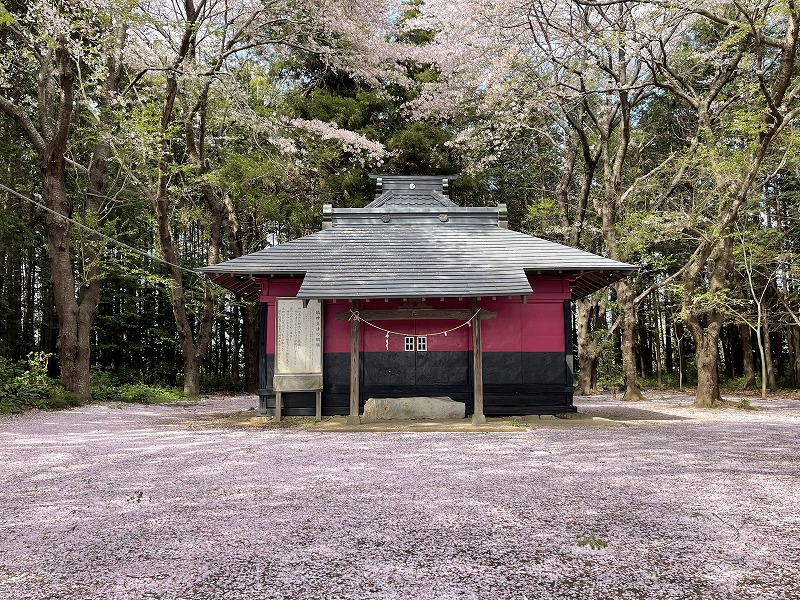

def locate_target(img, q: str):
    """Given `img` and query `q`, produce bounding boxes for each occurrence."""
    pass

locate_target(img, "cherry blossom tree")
[407,0,689,400]
[117,0,405,395]
[408,0,800,404]
[640,0,800,406]
[0,0,132,398]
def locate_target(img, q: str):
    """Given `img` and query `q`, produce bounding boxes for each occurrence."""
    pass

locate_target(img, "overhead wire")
[0,182,202,277]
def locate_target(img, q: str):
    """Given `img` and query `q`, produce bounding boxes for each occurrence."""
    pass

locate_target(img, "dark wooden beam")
[564,299,574,389]
[335,308,497,321]
[471,298,486,425]
[348,299,361,424]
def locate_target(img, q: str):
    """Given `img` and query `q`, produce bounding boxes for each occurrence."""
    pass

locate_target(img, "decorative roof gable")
[367,190,458,208]
[365,175,458,209]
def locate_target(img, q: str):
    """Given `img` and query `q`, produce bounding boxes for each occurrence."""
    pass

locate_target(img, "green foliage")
[680,288,743,323]
[618,211,687,260]
[577,532,608,550]
[0,353,84,414]
[92,382,186,404]
[522,198,561,238]
[91,368,186,404]
[385,122,454,174]
[0,5,14,27]
[593,331,623,393]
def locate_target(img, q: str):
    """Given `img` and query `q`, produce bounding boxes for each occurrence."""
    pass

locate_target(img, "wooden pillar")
[564,299,574,406]
[315,390,322,421]
[258,303,267,415]
[472,298,486,425]
[348,299,361,424]
[275,391,282,422]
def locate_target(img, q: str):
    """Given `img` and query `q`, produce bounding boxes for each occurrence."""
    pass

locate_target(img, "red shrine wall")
[482,276,571,352]
[260,278,302,354]
[258,275,574,417]
[260,275,570,353]
[346,298,471,353]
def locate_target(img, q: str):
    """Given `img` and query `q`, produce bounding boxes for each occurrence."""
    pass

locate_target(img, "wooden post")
[472,298,486,425]
[315,390,322,421]
[275,391,282,422]
[348,299,361,424]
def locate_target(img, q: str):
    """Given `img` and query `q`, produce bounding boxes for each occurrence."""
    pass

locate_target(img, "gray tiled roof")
[200,219,636,300]
[366,190,458,208]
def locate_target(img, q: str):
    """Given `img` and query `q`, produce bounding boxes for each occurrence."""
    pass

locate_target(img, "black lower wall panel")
[260,351,574,417]
[482,352,566,385]
[483,385,575,416]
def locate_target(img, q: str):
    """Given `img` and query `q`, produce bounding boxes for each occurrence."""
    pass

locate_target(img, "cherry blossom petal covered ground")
[1,393,799,599]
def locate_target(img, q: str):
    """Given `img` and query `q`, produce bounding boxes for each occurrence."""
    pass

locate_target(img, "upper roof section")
[366,175,459,208]
[199,173,637,300]
[325,174,508,228]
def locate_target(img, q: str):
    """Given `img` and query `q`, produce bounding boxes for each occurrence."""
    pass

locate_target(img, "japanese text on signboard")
[275,299,322,374]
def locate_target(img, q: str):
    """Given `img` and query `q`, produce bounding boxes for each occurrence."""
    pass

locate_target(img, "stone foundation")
[362,397,466,422]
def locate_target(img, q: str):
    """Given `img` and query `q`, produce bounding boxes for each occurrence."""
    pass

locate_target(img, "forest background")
[2,0,800,413]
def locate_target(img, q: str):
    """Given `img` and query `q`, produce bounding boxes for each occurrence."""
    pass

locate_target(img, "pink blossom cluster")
[0,393,798,599]
[290,118,387,163]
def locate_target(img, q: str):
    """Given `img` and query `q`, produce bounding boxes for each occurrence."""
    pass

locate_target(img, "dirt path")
[0,394,798,599]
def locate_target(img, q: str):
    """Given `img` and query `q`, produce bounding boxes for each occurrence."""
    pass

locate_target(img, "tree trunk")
[153,62,218,396]
[43,167,94,399]
[219,315,229,376]
[231,305,241,385]
[674,321,687,389]
[682,233,732,407]
[721,325,734,378]
[617,280,646,401]
[575,295,599,395]
[665,314,673,374]
[183,353,202,397]
[790,325,800,386]
[762,309,777,392]
[740,323,756,389]
[36,45,86,392]
[687,313,724,407]
[774,329,785,381]
[654,301,663,386]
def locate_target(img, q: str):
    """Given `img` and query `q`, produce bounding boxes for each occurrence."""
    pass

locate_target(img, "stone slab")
[362,397,466,422]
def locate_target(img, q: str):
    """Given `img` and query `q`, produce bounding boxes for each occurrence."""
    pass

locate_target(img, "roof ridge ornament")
[365,174,460,209]
[322,204,332,230]
[498,203,508,229]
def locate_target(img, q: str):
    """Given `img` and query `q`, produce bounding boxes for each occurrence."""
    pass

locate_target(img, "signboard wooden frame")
[273,298,323,421]
[275,298,323,376]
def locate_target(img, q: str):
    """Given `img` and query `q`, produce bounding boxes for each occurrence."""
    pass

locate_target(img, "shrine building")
[200,175,635,423]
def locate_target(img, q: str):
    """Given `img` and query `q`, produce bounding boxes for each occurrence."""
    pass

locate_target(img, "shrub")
[46,389,85,410]
[91,368,186,404]
[200,373,245,393]
[0,353,60,414]
[94,382,186,405]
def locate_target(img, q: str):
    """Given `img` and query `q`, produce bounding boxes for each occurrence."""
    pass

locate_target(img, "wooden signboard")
[275,298,323,378]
